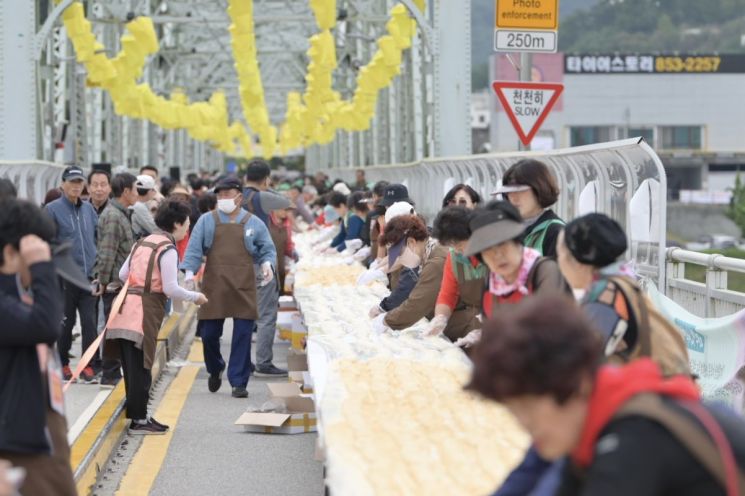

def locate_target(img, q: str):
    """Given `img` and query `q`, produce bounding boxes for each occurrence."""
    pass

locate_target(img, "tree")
[728,173,745,236]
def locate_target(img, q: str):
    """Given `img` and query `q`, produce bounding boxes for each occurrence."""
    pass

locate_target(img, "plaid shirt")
[94,199,134,288]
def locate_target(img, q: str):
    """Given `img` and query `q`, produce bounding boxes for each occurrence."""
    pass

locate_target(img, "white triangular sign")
[492,81,564,146]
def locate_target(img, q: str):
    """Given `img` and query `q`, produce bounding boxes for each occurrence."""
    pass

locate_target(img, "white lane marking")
[67,389,112,444]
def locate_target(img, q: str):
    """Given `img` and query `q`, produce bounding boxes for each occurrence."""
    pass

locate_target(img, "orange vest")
[106,233,173,366]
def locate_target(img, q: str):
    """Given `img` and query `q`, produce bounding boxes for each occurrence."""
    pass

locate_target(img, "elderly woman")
[369,214,437,324]
[374,207,480,338]
[468,294,745,496]
[557,213,689,376]
[106,200,207,435]
[493,159,564,257]
[442,184,482,210]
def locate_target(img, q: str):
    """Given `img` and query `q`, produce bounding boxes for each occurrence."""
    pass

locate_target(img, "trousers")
[255,274,278,367]
[200,318,255,387]
[58,281,98,368]
[117,338,152,420]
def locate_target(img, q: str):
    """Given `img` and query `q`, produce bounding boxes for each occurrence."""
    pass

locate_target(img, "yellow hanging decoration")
[58,1,250,157]
[226,0,276,159]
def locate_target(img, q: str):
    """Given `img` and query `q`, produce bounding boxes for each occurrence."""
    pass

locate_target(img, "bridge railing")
[666,247,745,318]
[0,160,65,205]
[325,138,668,289]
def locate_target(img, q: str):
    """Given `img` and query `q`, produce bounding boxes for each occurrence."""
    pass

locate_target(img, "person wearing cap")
[94,172,139,386]
[0,199,76,495]
[131,175,159,239]
[374,184,415,259]
[557,213,648,356]
[398,207,481,341]
[456,201,568,347]
[493,159,564,257]
[356,201,415,287]
[368,214,444,333]
[181,177,278,396]
[242,160,292,378]
[44,166,100,383]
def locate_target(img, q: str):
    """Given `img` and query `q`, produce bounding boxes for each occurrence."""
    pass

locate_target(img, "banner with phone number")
[647,284,745,412]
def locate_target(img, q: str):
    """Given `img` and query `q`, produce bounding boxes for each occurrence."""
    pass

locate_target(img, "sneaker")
[149,417,170,431]
[128,419,167,435]
[231,386,248,398]
[99,376,120,389]
[79,367,98,384]
[208,367,224,393]
[62,365,73,382]
[254,364,288,378]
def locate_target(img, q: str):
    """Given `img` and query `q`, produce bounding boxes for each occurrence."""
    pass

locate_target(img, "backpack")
[608,275,691,377]
[614,394,745,496]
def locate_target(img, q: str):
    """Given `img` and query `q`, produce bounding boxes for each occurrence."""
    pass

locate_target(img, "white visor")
[491,184,531,195]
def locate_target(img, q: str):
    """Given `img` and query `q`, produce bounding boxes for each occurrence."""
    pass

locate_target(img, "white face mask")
[217,197,238,214]
[572,288,587,301]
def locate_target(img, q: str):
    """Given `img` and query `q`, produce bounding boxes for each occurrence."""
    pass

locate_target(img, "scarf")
[572,358,700,468]
[489,247,541,296]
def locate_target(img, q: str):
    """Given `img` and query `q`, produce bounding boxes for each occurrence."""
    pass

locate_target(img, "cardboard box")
[279,296,297,309]
[287,350,308,372]
[288,371,314,394]
[235,383,317,434]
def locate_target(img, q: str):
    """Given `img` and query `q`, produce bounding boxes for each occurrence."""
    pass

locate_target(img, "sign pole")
[518,52,533,151]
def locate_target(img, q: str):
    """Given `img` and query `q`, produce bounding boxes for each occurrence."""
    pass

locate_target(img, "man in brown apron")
[181,177,277,398]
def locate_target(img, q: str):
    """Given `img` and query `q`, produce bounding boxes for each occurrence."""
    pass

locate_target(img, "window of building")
[659,126,702,149]
[628,128,654,144]
[569,126,613,146]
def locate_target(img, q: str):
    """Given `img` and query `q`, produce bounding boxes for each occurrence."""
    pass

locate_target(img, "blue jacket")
[331,214,365,252]
[180,209,277,274]
[45,195,98,278]
[492,446,561,496]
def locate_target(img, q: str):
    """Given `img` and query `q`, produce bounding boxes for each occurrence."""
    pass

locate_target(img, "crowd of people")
[0,156,744,495]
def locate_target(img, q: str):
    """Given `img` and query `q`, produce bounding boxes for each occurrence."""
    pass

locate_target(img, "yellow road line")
[187,338,204,363]
[70,382,126,472]
[114,342,201,495]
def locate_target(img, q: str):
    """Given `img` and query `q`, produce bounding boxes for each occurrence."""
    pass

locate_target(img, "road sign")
[496,0,559,30]
[494,30,557,53]
[494,0,559,53]
[492,81,563,146]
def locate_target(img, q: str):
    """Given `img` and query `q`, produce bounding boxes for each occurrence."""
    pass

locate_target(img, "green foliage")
[728,174,745,237]
[559,0,745,53]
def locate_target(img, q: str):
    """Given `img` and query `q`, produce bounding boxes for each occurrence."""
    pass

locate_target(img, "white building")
[489,53,745,199]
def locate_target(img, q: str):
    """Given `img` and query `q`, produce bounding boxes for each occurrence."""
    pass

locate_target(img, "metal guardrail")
[0,160,65,205]
[666,247,745,318]
[324,138,668,290]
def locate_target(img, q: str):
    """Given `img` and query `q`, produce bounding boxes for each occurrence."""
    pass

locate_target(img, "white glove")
[422,314,448,337]
[259,261,273,287]
[345,239,363,251]
[323,246,339,254]
[343,256,355,265]
[353,246,372,261]
[369,305,383,319]
[454,329,482,348]
[357,268,386,286]
[371,257,387,270]
[371,313,389,334]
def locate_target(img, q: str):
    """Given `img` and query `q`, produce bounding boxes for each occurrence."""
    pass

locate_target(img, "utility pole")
[518,52,533,151]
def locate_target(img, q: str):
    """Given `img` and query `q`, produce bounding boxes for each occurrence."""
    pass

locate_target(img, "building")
[489,53,745,200]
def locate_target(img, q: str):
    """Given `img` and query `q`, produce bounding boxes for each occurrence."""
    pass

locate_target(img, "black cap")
[213,176,243,193]
[62,166,85,182]
[378,184,414,207]
[564,213,628,267]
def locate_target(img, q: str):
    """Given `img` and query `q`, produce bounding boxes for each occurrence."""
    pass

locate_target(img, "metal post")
[0,0,37,159]
[518,52,533,151]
